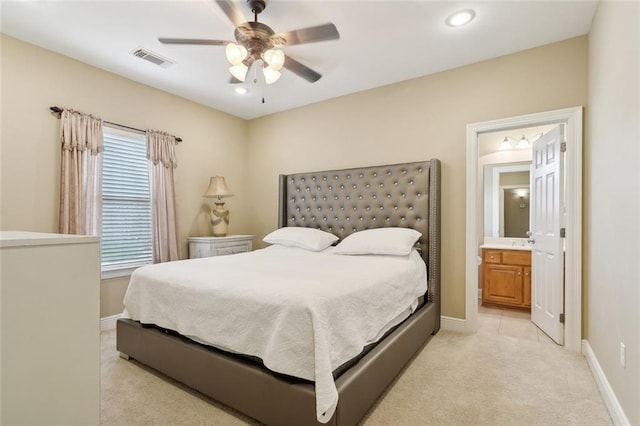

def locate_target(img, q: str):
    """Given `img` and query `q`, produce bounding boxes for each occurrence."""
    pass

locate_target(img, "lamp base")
[210,201,230,237]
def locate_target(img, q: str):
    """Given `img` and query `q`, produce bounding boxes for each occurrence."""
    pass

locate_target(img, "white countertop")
[481,237,532,251]
[480,243,532,251]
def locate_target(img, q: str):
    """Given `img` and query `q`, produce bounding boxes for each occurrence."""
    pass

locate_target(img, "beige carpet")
[101,326,611,425]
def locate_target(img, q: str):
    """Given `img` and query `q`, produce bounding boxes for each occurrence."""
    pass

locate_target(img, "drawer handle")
[490,255,494,259]
[518,272,522,276]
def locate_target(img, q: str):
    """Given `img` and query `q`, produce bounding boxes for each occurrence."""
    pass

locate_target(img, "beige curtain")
[58,109,103,235]
[146,129,180,263]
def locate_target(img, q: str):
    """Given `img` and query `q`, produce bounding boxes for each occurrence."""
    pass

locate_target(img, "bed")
[116,159,441,426]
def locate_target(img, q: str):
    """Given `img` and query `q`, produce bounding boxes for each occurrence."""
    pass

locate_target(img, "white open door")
[530,125,564,344]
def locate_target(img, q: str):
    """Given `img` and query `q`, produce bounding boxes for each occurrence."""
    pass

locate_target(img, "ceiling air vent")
[131,47,175,68]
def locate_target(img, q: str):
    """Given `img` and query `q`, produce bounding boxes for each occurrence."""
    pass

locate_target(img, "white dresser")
[0,231,100,425]
[188,235,254,259]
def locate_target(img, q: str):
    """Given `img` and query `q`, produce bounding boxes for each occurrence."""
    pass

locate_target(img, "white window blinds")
[101,127,153,271]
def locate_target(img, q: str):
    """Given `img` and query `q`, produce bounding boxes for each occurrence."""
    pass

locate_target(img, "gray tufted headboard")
[277,160,441,312]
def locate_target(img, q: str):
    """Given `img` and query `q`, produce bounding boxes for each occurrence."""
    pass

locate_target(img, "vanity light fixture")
[446,9,476,27]
[500,133,544,150]
[500,137,516,150]
[516,135,530,149]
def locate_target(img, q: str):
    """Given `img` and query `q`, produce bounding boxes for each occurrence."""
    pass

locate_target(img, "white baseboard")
[100,314,121,331]
[440,315,466,333]
[582,340,630,426]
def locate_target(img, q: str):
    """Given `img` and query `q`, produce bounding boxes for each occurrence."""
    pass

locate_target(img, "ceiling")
[1,1,598,120]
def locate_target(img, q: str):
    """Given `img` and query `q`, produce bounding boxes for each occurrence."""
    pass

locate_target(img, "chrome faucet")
[526,231,535,244]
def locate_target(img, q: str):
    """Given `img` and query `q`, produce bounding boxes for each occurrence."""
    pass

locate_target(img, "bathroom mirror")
[484,162,531,238]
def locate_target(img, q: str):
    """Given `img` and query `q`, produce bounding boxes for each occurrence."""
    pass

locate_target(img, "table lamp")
[203,176,234,236]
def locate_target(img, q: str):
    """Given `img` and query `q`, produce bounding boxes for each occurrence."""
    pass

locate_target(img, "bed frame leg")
[119,352,131,361]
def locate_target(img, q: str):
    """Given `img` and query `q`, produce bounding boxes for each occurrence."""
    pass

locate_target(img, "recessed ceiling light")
[446,9,476,27]
[234,87,248,95]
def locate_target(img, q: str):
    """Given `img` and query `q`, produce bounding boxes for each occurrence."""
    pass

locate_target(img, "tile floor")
[477,299,558,345]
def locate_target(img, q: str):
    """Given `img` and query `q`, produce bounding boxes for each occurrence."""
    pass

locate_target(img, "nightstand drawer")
[215,245,250,256]
[188,235,254,259]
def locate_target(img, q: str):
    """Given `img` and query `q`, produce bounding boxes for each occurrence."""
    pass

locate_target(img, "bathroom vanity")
[481,245,531,309]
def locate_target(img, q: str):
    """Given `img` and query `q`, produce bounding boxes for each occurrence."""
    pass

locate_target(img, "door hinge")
[560,227,566,238]
[561,142,567,152]
[560,313,565,324]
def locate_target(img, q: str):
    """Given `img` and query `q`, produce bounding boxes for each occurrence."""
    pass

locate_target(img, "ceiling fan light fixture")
[263,67,281,84]
[229,64,248,82]
[159,0,339,86]
[263,49,285,71]
[225,43,247,65]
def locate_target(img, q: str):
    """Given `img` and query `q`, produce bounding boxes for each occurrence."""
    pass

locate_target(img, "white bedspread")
[122,245,427,423]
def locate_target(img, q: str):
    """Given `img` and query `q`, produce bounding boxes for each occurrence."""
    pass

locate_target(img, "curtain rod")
[49,106,183,143]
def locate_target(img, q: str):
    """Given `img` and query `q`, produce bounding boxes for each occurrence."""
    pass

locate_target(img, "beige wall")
[0,35,250,317]
[499,171,529,186]
[246,36,588,319]
[586,2,639,424]
[0,35,590,321]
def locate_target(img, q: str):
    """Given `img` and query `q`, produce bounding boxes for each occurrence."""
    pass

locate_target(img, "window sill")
[101,265,147,280]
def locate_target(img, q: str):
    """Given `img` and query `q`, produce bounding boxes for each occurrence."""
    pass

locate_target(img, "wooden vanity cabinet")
[482,248,531,309]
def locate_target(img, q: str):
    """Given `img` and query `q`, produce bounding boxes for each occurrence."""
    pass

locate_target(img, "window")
[101,126,152,274]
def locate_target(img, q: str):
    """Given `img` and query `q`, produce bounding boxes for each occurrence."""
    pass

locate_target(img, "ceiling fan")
[159,0,340,85]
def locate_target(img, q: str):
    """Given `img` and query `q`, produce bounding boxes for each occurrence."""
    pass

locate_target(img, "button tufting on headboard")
[281,162,431,244]
[278,159,441,310]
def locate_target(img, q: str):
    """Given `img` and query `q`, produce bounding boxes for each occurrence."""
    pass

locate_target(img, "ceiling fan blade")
[275,23,340,46]
[283,56,322,83]
[215,0,246,27]
[158,38,228,46]
[229,76,243,84]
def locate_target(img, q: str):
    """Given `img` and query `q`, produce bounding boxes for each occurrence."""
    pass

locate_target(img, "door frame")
[465,106,583,352]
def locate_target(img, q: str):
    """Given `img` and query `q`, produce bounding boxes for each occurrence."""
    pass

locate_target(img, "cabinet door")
[483,264,524,306]
[523,266,531,308]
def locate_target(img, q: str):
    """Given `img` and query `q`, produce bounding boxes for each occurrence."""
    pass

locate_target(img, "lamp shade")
[229,64,248,82]
[499,137,512,150]
[263,49,285,71]
[203,176,233,199]
[225,43,247,65]
[263,67,282,84]
[516,135,530,149]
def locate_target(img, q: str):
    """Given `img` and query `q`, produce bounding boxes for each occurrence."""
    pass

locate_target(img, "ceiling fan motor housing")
[247,0,266,15]
[235,22,277,61]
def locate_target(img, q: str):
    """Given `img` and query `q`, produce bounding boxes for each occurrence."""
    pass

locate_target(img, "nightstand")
[188,235,254,259]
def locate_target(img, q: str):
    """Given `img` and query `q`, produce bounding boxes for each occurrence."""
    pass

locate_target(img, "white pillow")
[263,227,338,252]
[333,227,422,256]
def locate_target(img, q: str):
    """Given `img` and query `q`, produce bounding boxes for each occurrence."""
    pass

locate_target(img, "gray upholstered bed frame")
[117,159,441,426]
